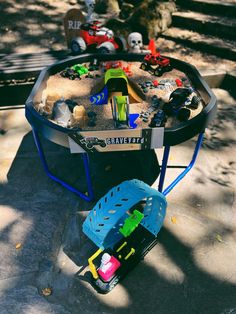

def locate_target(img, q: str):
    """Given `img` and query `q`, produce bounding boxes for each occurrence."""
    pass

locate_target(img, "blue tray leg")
[158,145,170,193]
[158,132,204,196]
[32,129,94,202]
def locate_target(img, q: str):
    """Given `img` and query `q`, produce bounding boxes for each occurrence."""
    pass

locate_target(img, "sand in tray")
[36,61,204,130]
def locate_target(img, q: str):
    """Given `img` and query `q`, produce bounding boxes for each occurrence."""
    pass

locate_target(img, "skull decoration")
[128,32,150,54]
[128,32,144,53]
[85,0,95,12]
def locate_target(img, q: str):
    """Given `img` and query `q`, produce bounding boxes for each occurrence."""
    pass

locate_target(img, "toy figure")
[72,105,88,127]
[85,0,98,22]
[99,253,113,273]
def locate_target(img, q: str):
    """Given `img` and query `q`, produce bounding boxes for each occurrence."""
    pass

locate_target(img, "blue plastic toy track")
[83,179,167,249]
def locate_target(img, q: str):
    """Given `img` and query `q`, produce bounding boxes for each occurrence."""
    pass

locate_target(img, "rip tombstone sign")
[64,9,85,47]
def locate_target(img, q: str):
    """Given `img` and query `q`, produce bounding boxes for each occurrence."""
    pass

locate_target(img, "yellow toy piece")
[124,248,135,260]
[116,241,127,253]
[88,248,103,279]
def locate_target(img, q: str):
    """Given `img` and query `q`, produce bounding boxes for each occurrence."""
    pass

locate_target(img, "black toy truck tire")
[140,63,147,71]
[154,68,162,77]
[167,64,173,71]
[114,36,127,52]
[178,108,191,121]
[71,37,86,54]
[163,103,173,116]
[97,47,110,54]
[97,42,116,54]
[190,95,201,109]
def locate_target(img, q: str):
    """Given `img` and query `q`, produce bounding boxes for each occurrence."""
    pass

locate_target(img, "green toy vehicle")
[119,210,144,237]
[71,64,89,76]
[60,64,89,80]
[112,95,130,128]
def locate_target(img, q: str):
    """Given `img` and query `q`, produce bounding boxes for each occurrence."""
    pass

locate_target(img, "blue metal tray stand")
[32,125,204,203]
[32,128,94,202]
[158,132,204,196]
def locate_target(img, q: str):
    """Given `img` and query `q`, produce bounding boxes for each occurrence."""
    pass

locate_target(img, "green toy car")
[71,64,89,76]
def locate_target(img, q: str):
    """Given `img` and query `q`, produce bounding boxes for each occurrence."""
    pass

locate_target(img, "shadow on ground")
[0,0,80,54]
[0,127,236,313]
[43,212,236,314]
[0,130,159,312]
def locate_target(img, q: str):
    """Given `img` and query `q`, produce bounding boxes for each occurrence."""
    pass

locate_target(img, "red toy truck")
[71,21,126,54]
[140,52,172,76]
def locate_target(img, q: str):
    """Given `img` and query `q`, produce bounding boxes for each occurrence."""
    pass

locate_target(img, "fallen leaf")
[41,287,53,296]
[15,243,22,249]
[216,234,223,243]
[171,216,177,224]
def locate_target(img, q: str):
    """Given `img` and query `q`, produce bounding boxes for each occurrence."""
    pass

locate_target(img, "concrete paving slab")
[0,284,70,314]
[0,88,235,313]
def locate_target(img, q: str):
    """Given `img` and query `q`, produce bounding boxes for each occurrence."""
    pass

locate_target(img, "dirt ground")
[1,2,236,314]
[0,0,235,72]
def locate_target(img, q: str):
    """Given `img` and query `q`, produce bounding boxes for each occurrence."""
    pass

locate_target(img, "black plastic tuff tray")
[25,53,217,148]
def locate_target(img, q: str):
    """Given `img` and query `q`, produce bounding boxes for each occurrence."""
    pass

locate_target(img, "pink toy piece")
[98,254,121,282]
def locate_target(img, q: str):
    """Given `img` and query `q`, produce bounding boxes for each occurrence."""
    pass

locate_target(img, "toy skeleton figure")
[99,253,112,273]
[127,32,150,54]
[85,0,98,22]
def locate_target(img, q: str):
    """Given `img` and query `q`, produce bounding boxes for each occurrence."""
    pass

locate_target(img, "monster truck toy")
[71,21,126,54]
[149,110,167,127]
[163,87,196,121]
[140,52,172,77]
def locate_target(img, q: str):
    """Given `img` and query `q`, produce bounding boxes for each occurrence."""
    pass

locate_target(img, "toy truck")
[70,21,126,54]
[119,210,144,237]
[60,64,88,80]
[71,64,89,76]
[140,52,172,77]
[163,87,193,121]
[112,95,130,128]
[149,109,166,127]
